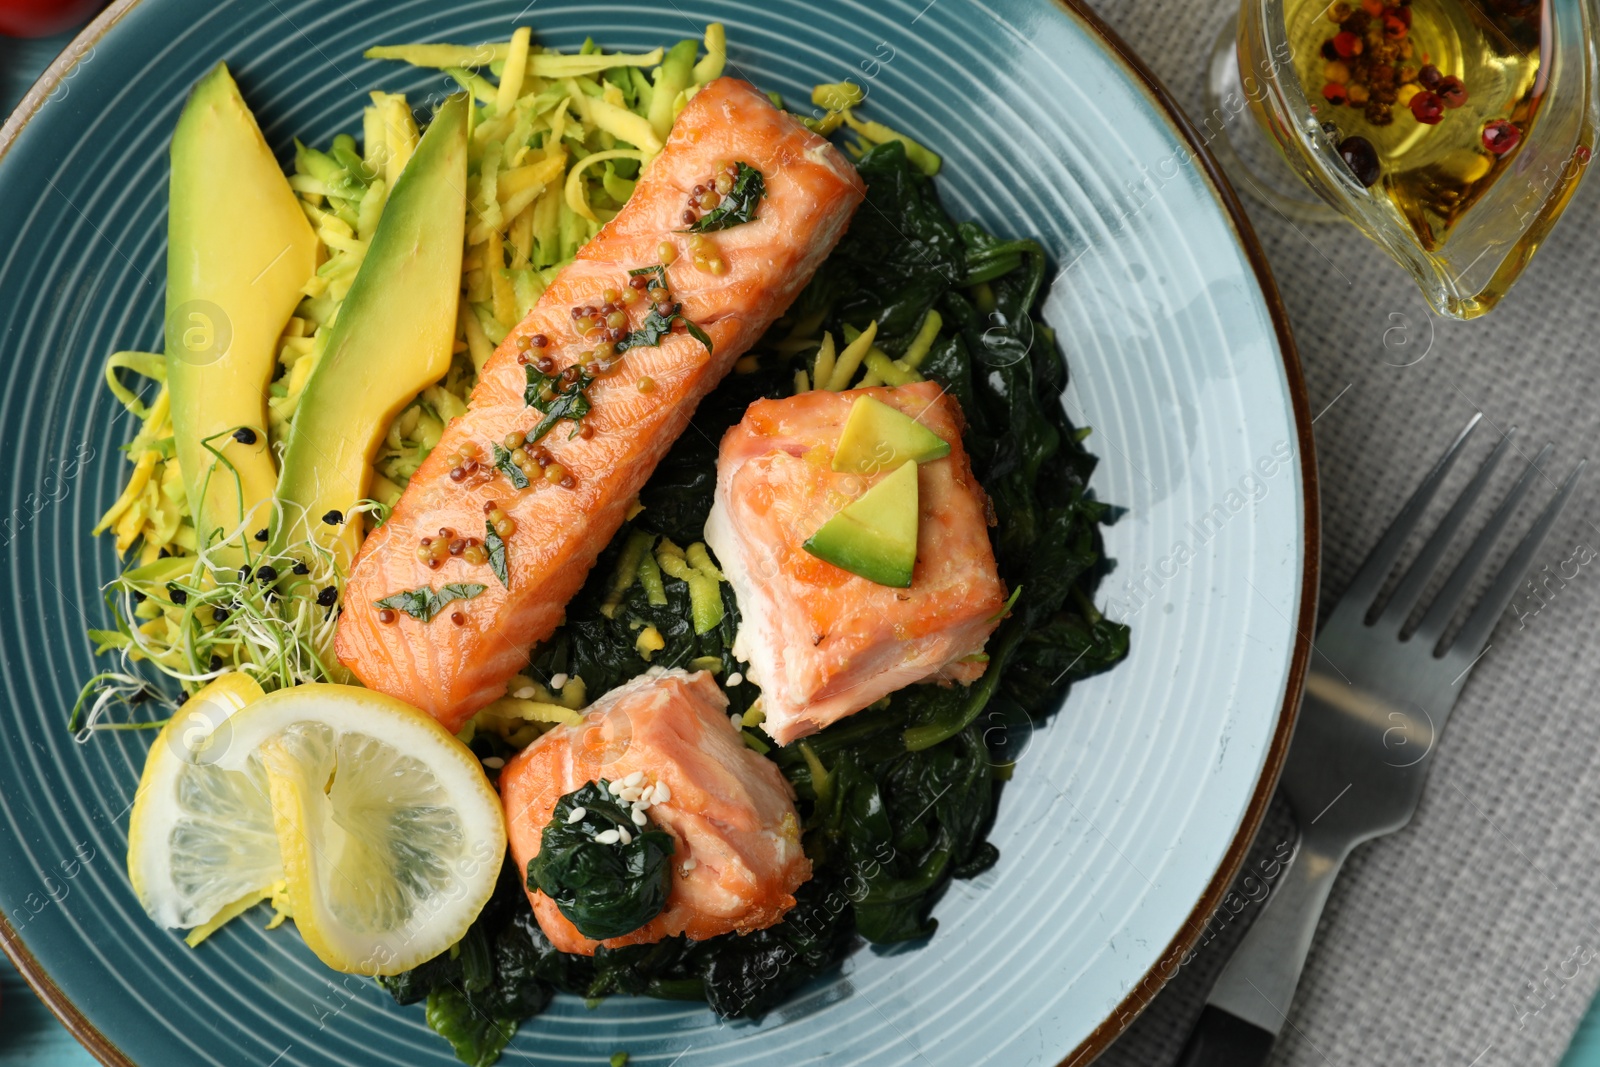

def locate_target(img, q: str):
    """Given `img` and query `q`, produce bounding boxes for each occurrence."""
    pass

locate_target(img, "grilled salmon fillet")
[335,79,866,731]
[500,668,809,954]
[705,382,1007,744]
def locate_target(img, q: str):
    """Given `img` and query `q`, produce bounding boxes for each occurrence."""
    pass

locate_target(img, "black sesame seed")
[254,528,269,542]
[316,586,338,607]
[232,427,257,445]
[239,567,252,583]
[166,584,188,606]
[212,607,230,623]
[209,655,223,671]
[255,565,278,584]
[292,561,310,575]
[322,509,344,526]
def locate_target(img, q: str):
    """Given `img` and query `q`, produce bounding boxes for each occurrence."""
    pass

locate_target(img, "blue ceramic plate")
[0,1,1316,1064]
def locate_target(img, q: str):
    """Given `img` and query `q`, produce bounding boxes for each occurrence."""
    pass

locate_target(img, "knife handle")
[1174,1005,1276,1067]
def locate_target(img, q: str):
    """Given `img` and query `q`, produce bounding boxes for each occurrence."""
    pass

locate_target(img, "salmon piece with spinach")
[499,668,810,953]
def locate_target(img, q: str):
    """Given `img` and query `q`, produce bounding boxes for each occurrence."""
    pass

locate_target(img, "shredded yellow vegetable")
[827,321,878,390]
[564,149,648,222]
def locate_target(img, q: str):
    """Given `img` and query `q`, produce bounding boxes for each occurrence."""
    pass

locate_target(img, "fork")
[1175,414,1585,1065]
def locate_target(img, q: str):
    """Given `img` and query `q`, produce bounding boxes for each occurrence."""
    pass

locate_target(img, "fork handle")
[1175,834,1350,1065]
[1174,1005,1275,1067]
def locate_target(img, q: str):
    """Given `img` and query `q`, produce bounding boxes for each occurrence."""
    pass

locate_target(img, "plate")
[0,0,1317,1063]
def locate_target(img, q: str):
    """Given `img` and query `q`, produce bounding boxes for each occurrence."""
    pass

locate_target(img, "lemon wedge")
[214,683,505,975]
[127,672,282,929]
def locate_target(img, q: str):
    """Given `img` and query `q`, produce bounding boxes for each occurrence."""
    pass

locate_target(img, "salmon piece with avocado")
[335,79,865,731]
[704,382,1007,745]
[499,668,810,954]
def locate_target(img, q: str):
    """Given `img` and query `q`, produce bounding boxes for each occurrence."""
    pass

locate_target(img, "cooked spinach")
[379,862,554,1065]
[373,582,486,623]
[527,781,675,941]
[682,162,764,232]
[385,136,1128,1066]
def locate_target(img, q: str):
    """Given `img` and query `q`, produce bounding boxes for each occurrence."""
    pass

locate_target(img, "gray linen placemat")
[1083,1,1600,1064]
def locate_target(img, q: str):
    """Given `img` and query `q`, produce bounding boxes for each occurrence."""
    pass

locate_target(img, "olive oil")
[1284,0,1548,247]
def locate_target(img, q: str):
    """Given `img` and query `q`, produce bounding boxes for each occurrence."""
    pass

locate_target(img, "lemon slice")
[127,673,281,929]
[214,683,505,975]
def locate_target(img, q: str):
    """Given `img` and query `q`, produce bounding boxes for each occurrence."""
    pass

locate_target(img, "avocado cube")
[831,395,951,474]
[802,459,918,587]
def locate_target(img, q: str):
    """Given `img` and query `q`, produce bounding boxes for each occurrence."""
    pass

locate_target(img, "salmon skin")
[336,79,866,731]
[500,668,810,954]
[705,382,1007,744]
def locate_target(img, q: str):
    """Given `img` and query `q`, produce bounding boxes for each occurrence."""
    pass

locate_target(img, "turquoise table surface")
[1,11,1598,1067]
[2,956,94,1066]
[1567,1013,1600,1067]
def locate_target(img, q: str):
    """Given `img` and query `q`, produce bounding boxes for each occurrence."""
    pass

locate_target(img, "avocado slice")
[803,460,920,587]
[272,94,469,573]
[831,395,950,474]
[165,62,317,552]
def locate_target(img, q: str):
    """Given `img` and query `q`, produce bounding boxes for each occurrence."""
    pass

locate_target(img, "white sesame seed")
[730,713,743,731]
[623,770,645,787]
[550,672,569,689]
[594,829,620,845]
[609,780,627,796]
[565,806,587,824]
[481,756,505,769]
[681,857,697,872]
[631,807,648,826]
[512,686,536,699]
[727,672,743,686]
[617,786,642,803]
[617,827,633,846]
[652,782,671,805]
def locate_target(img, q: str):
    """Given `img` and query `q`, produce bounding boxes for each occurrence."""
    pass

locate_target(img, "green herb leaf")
[627,263,668,290]
[614,306,677,355]
[681,317,713,355]
[523,364,594,443]
[614,301,714,359]
[527,780,674,941]
[485,520,509,588]
[492,444,531,490]
[682,163,764,232]
[374,582,487,623]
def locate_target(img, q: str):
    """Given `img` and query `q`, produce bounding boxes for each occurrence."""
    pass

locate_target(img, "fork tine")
[1411,443,1553,645]
[1341,413,1482,614]
[1376,428,1515,628]
[1443,457,1585,660]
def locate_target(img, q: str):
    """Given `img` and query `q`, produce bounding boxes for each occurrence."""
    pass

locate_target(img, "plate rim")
[0,1,1320,1064]
[1027,6,1319,1063]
